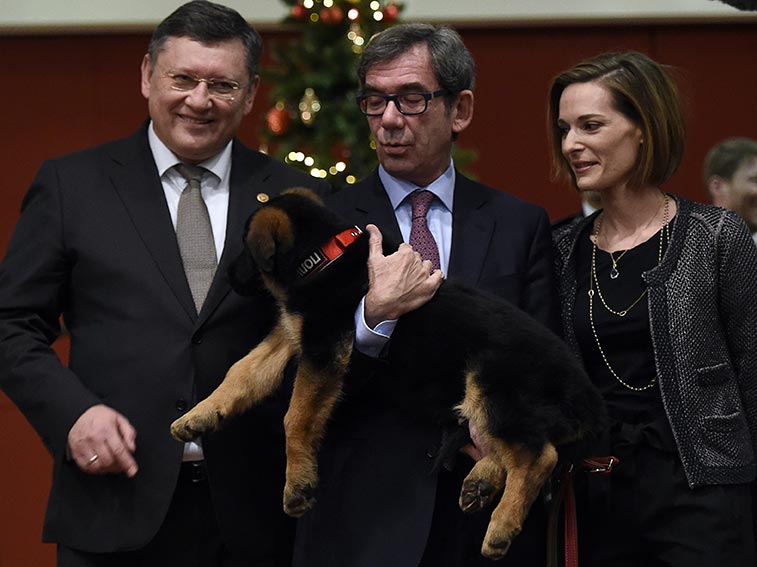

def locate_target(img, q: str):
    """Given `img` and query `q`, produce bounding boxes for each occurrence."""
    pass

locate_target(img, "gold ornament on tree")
[299,88,321,126]
[347,22,366,53]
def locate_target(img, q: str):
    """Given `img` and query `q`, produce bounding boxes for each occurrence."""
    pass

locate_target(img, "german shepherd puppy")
[171,188,604,560]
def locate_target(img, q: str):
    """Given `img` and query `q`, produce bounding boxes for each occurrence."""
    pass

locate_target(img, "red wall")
[0,22,755,565]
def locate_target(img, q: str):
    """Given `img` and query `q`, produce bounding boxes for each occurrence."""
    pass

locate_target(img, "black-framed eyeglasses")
[356,90,449,116]
[164,71,242,101]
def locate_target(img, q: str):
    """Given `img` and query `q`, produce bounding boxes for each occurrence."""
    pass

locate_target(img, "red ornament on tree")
[330,5,344,23]
[266,103,291,135]
[382,3,399,21]
[291,3,307,20]
[320,6,344,25]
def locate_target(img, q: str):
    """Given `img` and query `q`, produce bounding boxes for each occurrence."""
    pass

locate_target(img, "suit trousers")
[57,462,251,567]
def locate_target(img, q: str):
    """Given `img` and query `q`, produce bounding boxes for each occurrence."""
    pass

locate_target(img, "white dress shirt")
[147,121,231,261]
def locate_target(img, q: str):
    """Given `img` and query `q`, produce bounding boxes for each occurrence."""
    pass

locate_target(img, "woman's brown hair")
[548,51,686,190]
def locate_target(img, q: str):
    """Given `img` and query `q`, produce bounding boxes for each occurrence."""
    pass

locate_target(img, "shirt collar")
[147,120,232,182]
[378,160,456,212]
[582,201,599,218]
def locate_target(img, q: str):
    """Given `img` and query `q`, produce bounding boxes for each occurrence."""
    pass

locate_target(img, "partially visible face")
[558,81,643,194]
[140,36,258,164]
[363,44,473,187]
[719,156,757,232]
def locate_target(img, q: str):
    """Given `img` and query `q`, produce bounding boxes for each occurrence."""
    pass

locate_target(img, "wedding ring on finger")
[87,454,99,466]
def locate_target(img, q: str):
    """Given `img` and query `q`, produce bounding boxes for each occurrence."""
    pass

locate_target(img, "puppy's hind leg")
[456,371,507,514]
[282,335,353,517]
[171,321,296,441]
[460,454,507,515]
[481,440,558,560]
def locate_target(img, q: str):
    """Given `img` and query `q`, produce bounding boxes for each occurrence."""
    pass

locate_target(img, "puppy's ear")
[247,207,294,274]
[227,247,265,296]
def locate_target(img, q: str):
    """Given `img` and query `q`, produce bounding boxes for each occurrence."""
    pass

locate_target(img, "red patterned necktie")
[409,190,441,271]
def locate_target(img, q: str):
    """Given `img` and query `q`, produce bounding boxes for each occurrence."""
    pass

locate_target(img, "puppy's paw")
[481,535,513,561]
[481,519,520,560]
[283,484,316,518]
[459,478,496,513]
[170,407,224,441]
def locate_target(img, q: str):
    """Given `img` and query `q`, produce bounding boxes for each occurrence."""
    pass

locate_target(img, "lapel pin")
[257,193,270,203]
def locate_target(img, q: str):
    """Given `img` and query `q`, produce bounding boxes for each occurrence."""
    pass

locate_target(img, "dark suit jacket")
[0,124,330,561]
[293,171,559,567]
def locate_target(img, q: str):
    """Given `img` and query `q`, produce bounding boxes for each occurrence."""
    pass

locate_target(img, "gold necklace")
[592,195,669,317]
[603,196,666,280]
[587,194,670,391]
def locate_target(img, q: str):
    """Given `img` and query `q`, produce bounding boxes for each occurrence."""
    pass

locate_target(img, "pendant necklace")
[601,195,666,280]
[608,250,627,280]
[587,194,670,391]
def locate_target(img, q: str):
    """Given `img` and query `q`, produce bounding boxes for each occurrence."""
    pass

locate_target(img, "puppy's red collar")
[296,226,363,279]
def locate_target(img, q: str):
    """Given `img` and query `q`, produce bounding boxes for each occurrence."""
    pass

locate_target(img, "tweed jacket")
[553,195,757,488]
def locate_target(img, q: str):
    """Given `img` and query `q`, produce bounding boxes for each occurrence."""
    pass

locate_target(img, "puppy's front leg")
[171,322,295,441]
[282,334,353,517]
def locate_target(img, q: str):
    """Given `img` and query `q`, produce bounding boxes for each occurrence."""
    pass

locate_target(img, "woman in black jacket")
[549,51,757,566]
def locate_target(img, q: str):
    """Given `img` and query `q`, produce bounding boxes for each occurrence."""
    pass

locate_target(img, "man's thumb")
[366,224,384,258]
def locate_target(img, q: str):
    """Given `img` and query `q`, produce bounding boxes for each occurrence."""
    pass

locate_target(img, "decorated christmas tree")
[261,0,403,188]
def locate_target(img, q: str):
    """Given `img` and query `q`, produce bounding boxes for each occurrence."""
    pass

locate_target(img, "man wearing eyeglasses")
[294,23,559,567]
[0,2,330,566]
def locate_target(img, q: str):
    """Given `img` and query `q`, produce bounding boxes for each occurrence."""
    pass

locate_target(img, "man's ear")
[451,89,474,136]
[707,175,730,208]
[242,75,260,116]
[140,54,152,101]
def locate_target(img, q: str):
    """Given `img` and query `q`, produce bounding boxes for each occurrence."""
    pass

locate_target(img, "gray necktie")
[175,164,217,313]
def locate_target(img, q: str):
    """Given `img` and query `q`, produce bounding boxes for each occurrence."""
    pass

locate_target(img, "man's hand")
[67,404,138,477]
[364,224,444,328]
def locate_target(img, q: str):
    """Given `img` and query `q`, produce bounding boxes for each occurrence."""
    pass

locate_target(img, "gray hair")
[148,0,263,81]
[358,23,475,108]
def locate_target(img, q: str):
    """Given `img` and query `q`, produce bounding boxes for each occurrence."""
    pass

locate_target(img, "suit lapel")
[348,173,404,245]
[108,127,197,322]
[448,174,495,285]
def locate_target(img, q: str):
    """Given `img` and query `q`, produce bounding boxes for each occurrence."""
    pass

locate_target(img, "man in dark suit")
[293,23,560,567]
[0,2,329,565]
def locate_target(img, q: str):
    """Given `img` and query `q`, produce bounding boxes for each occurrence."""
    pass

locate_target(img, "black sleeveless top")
[573,226,676,452]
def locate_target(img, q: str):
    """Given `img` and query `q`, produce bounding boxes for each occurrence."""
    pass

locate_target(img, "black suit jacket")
[0,124,330,560]
[293,171,559,567]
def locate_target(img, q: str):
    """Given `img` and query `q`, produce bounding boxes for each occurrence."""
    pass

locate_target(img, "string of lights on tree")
[261,0,403,187]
